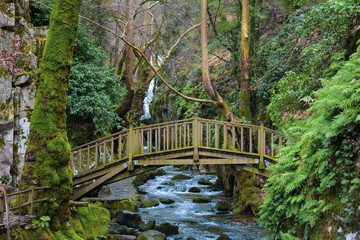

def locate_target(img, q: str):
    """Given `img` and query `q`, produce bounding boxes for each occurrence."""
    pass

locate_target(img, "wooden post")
[193,116,199,162]
[0,193,4,224]
[28,187,34,215]
[215,124,219,149]
[128,126,134,171]
[259,124,265,169]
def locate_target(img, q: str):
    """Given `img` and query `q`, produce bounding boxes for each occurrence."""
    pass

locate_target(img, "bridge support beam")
[258,123,265,170]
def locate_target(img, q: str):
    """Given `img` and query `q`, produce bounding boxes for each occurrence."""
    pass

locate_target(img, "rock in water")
[137,230,166,240]
[141,198,160,208]
[198,178,212,185]
[154,222,179,235]
[188,187,201,193]
[192,197,211,203]
[171,174,191,180]
[217,234,231,240]
[140,220,156,231]
[159,198,175,204]
[114,210,143,228]
[215,200,232,211]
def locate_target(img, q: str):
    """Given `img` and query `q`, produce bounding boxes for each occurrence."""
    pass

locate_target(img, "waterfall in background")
[140,79,155,120]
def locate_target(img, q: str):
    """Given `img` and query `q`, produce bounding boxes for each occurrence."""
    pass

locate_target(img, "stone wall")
[0,0,47,185]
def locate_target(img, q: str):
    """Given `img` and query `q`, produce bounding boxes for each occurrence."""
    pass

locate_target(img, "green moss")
[193,197,211,203]
[18,0,81,227]
[0,137,4,149]
[101,199,138,218]
[140,198,160,208]
[171,174,191,180]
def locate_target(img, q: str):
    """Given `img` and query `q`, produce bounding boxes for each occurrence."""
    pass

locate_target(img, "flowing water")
[136,166,266,240]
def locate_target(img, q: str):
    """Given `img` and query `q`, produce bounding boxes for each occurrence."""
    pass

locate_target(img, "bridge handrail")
[70,118,286,176]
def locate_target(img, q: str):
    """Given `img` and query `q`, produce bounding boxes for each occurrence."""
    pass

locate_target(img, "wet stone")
[114,210,143,228]
[137,230,166,240]
[188,187,201,193]
[154,222,179,236]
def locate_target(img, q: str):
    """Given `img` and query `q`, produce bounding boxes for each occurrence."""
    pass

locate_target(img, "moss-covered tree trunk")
[19,0,80,226]
[239,0,252,121]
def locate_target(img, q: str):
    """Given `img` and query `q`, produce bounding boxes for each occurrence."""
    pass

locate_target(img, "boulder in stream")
[108,234,137,240]
[188,187,201,193]
[215,200,232,211]
[193,197,211,203]
[159,198,174,204]
[154,222,179,236]
[141,198,160,208]
[137,230,166,240]
[171,174,191,180]
[217,234,232,240]
[114,210,144,228]
[198,178,212,185]
[140,220,156,231]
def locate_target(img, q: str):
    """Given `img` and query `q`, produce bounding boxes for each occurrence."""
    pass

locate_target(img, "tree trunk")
[201,0,216,99]
[115,0,135,119]
[19,0,80,225]
[239,0,252,121]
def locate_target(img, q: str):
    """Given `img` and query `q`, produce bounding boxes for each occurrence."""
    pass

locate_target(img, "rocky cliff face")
[0,0,47,185]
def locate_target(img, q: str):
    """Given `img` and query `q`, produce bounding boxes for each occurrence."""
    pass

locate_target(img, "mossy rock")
[100,199,138,218]
[154,222,179,236]
[171,174,191,180]
[132,168,166,187]
[116,226,139,235]
[141,198,160,208]
[160,198,175,204]
[114,210,143,228]
[140,220,156,231]
[137,230,166,240]
[215,200,232,211]
[174,165,188,171]
[193,197,211,203]
[188,187,201,193]
[198,178,212,185]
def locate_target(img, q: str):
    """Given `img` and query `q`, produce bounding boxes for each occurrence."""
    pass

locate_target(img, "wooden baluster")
[28,187,34,215]
[279,135,283,147]
[79,150,82,173]
[149,129,152,153]
[232,125,235,150]
[187,124,190,147]
[241,127,244,152]
[158,126,161,151]
[206,122,209,147]
[259,124,265,169]
[215,124,219,149]
[0,192,4,224]
[87,145,90,170]
[166,126,170,150]
[154,128,158,152]
[200,122,203,147]
[95,142,99,167]
[175,124,178,149]
[249,128,252,153]
[271,132,274,157]
[223,125,227,149]
[128,126,134,170]
[118,135,122,159]
[111,137,114,161]
[163,128,166,151]
[141,130,144,154]
[103,141,107,164]
[70,152,74,173]
[179,124,182,148]
[183,124,186,148]
[193,116,199,162]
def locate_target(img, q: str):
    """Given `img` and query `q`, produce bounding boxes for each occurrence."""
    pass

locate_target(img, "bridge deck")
[70,117,285,200]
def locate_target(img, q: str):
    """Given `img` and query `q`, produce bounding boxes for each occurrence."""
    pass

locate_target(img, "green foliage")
[39,215,51,228]
[259,42,360,238]
[29,0,53,26]
[261,0,360,128]
[67,26,126,134]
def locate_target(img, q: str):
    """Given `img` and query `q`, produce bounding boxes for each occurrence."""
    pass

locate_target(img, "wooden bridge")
[70,117,285,200]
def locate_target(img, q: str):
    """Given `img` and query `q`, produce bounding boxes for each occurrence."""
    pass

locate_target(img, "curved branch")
[81,16,217,105]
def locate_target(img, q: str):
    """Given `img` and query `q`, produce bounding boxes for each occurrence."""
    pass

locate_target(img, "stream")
[133,166,266,240]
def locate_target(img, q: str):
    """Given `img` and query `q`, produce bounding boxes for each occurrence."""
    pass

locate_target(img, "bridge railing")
[71,129,129,175]
[70,118,286,176]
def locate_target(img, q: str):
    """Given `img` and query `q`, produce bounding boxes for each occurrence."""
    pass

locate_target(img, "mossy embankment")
[0,203,110,240]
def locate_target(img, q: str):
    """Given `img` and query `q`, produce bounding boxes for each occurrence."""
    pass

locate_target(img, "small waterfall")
[140,79,155,121]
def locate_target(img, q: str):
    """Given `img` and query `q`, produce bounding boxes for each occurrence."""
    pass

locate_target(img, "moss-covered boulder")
[171,174,191,180]
[159,198,174,204]
[198,178,212,185]
[116,226,139,235]
[132,168,166,187]
[140,198,160,208]
[215,200,232,211]
[100,199,138,218]
[137,230,166,240]
[114,210,144,228]
[193,197,211,203]
[140,220,156,231]
[188,187,201,193]
[154,222,179,236]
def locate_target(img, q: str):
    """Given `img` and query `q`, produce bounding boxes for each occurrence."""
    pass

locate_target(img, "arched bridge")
[70,117,285,200]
